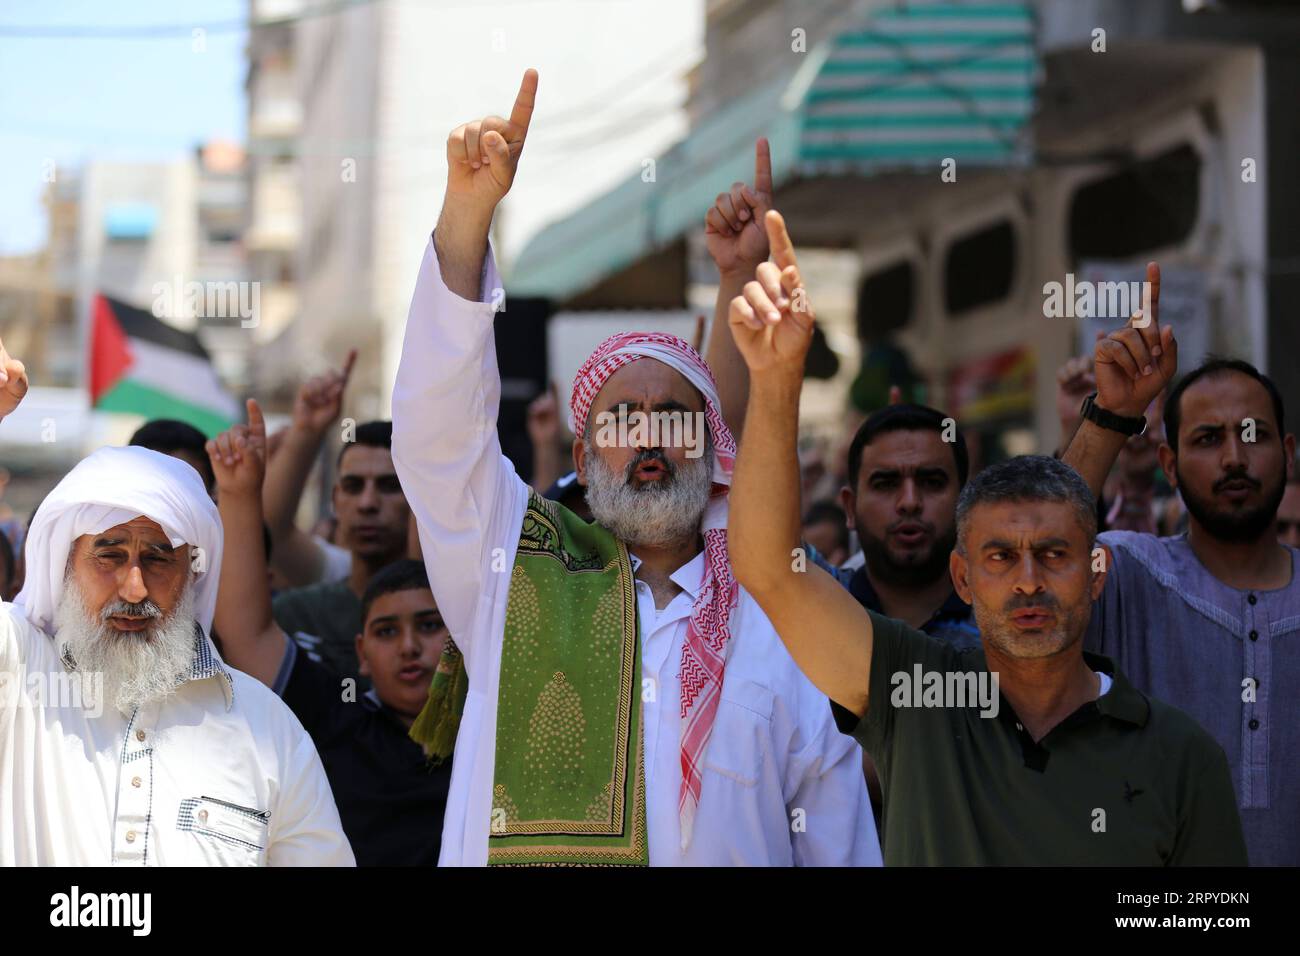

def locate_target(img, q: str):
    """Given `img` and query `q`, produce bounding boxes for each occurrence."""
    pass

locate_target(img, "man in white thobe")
[392,71,879,866]
[0,434,354,866]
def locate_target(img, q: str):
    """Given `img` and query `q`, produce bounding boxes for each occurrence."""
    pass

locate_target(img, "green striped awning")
[510,1,1039,300]
[801,2,1036,167]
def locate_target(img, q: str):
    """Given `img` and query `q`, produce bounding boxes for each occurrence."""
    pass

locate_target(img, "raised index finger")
[754,137,773,197]
[1133,260,1160,336]
[765,209,798,272]
[246,397,266,439]
[509,69,539,136]
[340,347,358,384]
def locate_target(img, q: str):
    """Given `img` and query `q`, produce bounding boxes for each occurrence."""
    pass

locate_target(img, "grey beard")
[55,576,197,717]
[583,440,713,548]
[971,592,1088,661]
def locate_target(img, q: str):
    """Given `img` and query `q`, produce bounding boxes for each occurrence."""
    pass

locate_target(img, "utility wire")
[0,0,631,39]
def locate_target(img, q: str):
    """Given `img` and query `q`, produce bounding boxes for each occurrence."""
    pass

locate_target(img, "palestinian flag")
[88,294,240,437]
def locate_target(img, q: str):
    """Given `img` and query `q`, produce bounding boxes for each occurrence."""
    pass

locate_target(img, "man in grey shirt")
[1063,262,1298,865]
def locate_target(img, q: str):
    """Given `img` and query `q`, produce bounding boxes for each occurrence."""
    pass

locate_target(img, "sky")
[0,0,248,254]
[0,0,702,258]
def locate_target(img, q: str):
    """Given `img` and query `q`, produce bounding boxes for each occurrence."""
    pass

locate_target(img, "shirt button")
[1249,630,1259,641]
[125,830,137,843]
[198,809,209,823]
[135,729,146,741]
[131,776,142,788]
[1249,718,1260,730]
[1248,594,1257,605]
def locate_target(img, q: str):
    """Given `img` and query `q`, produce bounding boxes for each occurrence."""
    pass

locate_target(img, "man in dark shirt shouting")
[724,210,1247,866]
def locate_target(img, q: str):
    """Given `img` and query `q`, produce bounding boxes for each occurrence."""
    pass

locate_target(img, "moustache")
[1213,472,1260,494]
[887,519,934,535]
[100,599,164,621]
[1001,594,1061,614]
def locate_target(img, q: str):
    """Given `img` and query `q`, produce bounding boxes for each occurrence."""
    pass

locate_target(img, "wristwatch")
[1080,392,1147,437]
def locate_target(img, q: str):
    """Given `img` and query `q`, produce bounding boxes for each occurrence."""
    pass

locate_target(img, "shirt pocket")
[177,795,270,866]
[701,680,775,787]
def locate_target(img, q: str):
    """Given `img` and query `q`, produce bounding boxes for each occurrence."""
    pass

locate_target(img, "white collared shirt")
[392,237,881,867]
[0,604,355,866]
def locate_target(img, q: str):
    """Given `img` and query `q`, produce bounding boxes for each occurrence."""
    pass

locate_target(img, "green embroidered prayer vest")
[411,491,648,866]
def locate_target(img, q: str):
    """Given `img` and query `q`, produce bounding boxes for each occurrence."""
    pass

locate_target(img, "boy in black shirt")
[207,401,451,866]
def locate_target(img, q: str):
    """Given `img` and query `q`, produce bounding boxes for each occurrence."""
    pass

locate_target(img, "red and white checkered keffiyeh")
[570,331,738,850]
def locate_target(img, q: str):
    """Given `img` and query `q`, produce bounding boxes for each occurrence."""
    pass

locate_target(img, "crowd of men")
[0,69,1294,866]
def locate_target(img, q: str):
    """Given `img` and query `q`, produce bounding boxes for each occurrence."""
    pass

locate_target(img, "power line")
[541,45,699,128]
[0,0,381,38]
[0,0,632,39]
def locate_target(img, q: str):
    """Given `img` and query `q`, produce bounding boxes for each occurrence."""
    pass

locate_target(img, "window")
[1068,144,1200,260]
[855,260,914,339]
[944,220,1016,316]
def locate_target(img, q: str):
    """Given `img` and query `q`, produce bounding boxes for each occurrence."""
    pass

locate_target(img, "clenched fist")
[727,211,815,375]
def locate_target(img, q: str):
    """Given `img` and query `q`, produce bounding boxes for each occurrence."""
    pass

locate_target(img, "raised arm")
[703,138,774,441]
[262,351,356,587]
[391,70,537,654]
[433,69,536,296]
[1062,262,1177,499]
[525,382,566,490]
[0,334,29,423]
[208,399,288,687]
[728,211,875,716]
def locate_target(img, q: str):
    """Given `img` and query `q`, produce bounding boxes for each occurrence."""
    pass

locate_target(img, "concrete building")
[74,160,198,326]
[287,0,383,419]
[1,146,250,460]
[281,0,700,421]
[245,0,305,407]
[513,0,1298,464]
[195,141,254,392]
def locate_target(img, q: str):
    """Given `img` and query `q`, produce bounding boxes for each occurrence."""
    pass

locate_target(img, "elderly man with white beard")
[0,375,353,864]
[392,70,877,866]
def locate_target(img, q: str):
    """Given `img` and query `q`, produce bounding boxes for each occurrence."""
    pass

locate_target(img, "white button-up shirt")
[392,237,881,867]
[1,604,355,866]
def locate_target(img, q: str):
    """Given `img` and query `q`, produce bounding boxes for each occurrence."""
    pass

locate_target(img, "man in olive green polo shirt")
[724,211,1247,865]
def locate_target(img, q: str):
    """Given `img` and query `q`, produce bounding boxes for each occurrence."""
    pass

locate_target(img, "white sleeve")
[1,605,21,729]
[266,729,356,867]
[786,690,883,867]
[0,604,17,673]
[391,236,526,677]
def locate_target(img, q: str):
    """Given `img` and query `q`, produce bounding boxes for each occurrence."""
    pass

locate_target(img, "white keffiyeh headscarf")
[13,445,223,638]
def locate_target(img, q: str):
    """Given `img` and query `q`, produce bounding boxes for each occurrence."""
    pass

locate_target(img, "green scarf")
[410,491,647,866]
